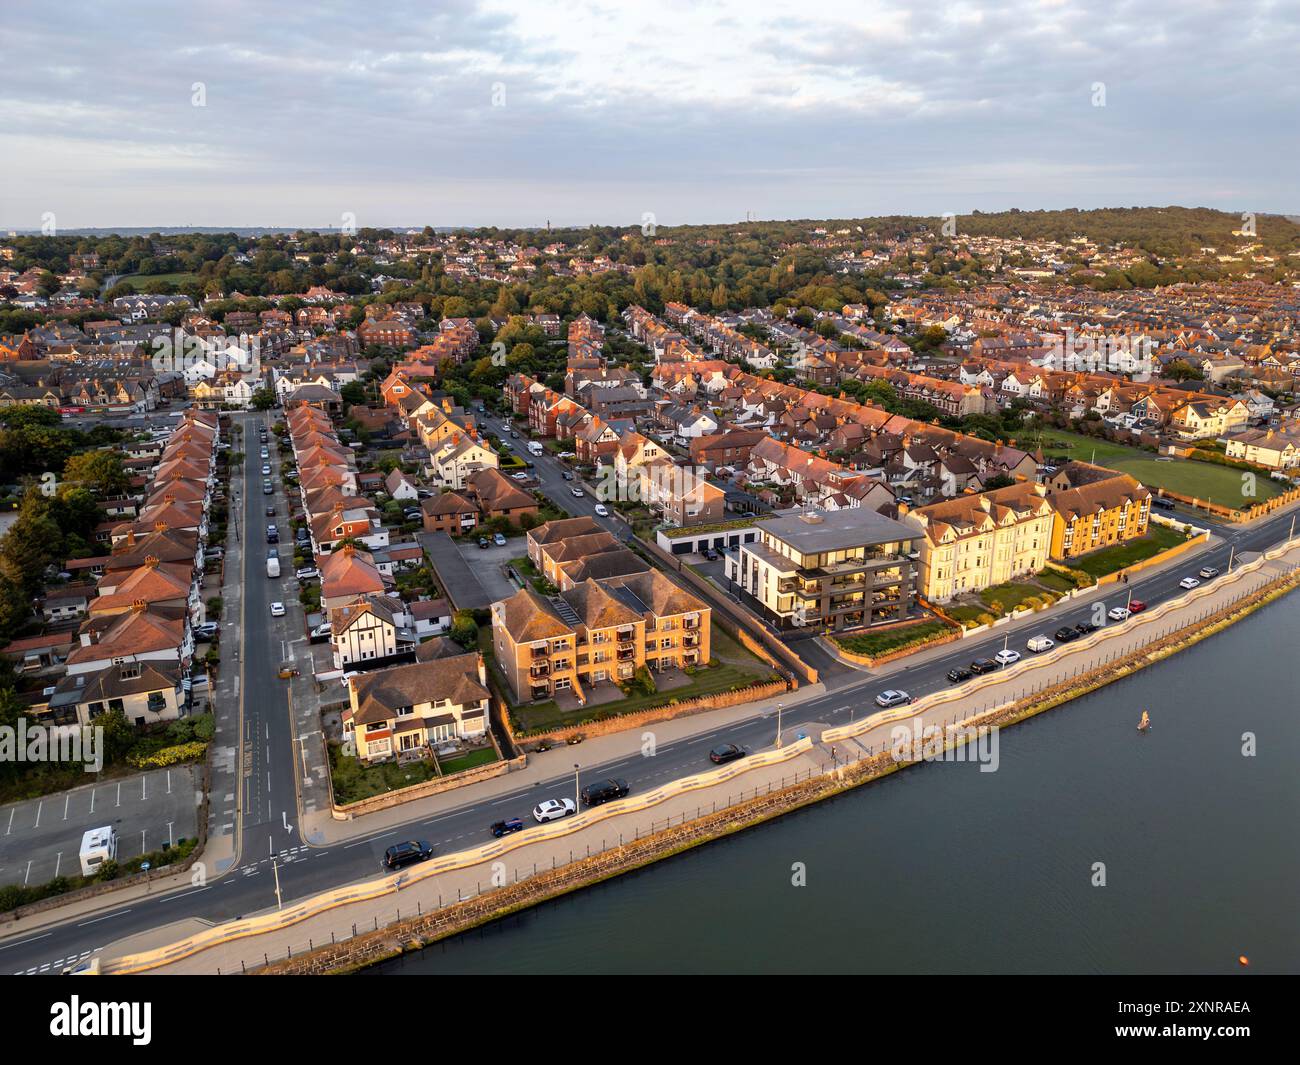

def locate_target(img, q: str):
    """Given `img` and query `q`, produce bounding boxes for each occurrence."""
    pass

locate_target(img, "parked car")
[193,622,219,641]
[269,601,286,617]
[946,666,972,683]
[1074,620,1098,635]
[265,504,275,516]
[490,818,525,838]
[511,472,529,481]
[203,547,224,561]
[570,486,585,498]
[260,448,269,459]
[266,524,278,543]
[1026,635,1054,653]
[261,464,271,476]
[532,798,577,823]
[477,536,490,549]
[296,567,320,582]
[1052,626,1078,643]
[994,648,1021,666]
[493,532,507,547]
[1151,496,1177,511]
[593,504,609,517]
[382,840,433,870]
[1128,600,1147,613]
[1107,606,1130,621]
[309,622,331,642]
[874,689,911,708]
[708,743,745,765]
[262,481,273,495]
[580,778,631,806]
[1199,566,1219,579]
[702,548,719,561]
[969,658,998,675]
[1179,576,1200,590]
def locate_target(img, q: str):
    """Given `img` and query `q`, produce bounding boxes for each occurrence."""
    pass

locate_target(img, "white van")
[266,556,281,578]
[527,441,544,456]
[79,826,118,876]
[1026,635,1055,653]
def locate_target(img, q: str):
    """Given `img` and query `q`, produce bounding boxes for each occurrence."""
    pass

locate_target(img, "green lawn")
[979,581,1052,614]
[436,747,499,775]
[1031,428,1283,505]
[1034,569,1080,594]
[1070,523,1188,578]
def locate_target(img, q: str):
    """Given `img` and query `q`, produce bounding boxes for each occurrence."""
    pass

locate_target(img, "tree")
[63,450,129,497]
[449,609,478,649]
[250,387,276,410]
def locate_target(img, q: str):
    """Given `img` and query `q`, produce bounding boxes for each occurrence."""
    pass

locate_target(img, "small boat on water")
[1137,710,1151,732]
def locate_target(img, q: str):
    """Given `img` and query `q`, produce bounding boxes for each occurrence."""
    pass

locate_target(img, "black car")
[1054,626,1079,643]
[969,658,999,675]
[580,778,631,806]
[709,743,745,765]
[946,666,972,683]
[1074,621,1098,635]
[382,840,433,869]
[561,471,575,481]
[477,536,490,549]
[490,818,525,838]
[265,505,275,516]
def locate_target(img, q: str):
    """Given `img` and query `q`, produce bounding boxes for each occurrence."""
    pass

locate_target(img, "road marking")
[0,932,51,952]
[5,807,12,835]
[343,829,399,849]
[78,909,131,927]
[32,801,41,829]
[62,794,69,820]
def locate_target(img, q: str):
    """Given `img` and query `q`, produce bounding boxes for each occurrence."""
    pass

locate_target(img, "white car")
[994,648,1021,666]
[261,464,271,475]
[511,472,529,481]
[570,486,585,497]
[1179,576,1200,590]
[593,503,609,517]
[269,601,286,617]
[532,798,577,823]
[340,670,361,687]
[1108,606,1130,621]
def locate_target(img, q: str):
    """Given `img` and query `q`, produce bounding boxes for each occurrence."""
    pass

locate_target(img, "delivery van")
[266,556,281,578]
[527,441,544,456]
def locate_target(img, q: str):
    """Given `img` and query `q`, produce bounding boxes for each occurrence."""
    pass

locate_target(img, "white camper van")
[79,826,118,876]
[266,555,281,579]
[527,441,544,456]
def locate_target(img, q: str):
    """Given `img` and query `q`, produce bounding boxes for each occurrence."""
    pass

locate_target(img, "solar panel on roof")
[549,596,581,627]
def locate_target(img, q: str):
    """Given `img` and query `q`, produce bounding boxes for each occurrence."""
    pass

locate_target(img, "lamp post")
[775,701,784,749]
[573,763,580,808]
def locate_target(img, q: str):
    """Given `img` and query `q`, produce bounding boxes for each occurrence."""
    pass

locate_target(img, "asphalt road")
[3,435,1294,973]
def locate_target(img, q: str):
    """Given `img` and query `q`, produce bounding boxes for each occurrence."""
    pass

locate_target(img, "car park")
[581,778,631,806]
[1054,626,1079,643]
[874,689,911,708]
[1026,635,1054,653]
[532,798,577,823]
[1128,600,1147,613]
[969,658,998,675]
[946,666,972,683]
[994,648,1022,666]
[490,818,525,838]
[708,743,745,765]
[1108,606,1130,621]
[1199,566,1219,579]
[1179,576,1200,590]
[382,840,433,869]
[269,601,285,617]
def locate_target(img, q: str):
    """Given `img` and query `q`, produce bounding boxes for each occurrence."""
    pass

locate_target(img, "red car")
[1128,600,1147,613]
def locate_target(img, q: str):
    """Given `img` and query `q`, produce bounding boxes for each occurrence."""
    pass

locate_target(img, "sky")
[2,0,1296,230]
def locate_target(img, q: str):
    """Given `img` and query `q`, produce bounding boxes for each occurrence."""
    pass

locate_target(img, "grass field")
[833,619,954,658]
[117,271,200,290]
[1070,523,1188,578]
[1030,428,1283,505]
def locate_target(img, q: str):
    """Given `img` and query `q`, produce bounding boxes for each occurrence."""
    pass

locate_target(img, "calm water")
[371,593,1300,975]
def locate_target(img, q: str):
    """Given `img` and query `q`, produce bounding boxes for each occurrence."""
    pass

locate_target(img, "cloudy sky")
[2,0,1295,229]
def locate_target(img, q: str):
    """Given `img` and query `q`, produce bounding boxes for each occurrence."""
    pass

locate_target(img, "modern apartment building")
[723,507,920,631]
[491,570,710,705]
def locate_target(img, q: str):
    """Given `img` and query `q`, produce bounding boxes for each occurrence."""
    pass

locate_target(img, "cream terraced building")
[903,482,1055,603]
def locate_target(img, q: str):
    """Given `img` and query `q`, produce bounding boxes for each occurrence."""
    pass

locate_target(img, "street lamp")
[775,701,784,749]
[573,763,580,808]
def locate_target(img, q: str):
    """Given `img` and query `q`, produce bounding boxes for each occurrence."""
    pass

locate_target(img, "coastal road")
[3,455,1296,974]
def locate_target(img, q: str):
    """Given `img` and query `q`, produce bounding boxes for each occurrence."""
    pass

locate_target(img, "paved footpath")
[117,539,1299,974]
